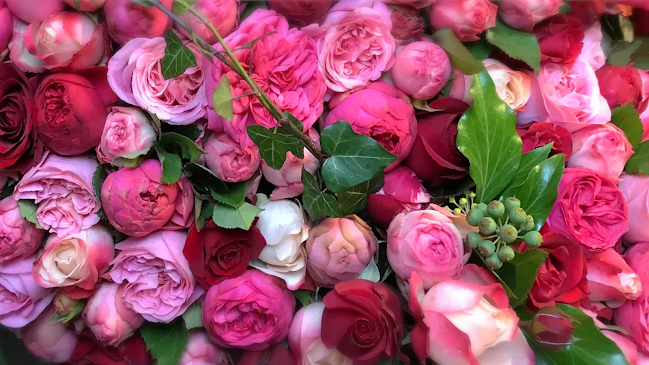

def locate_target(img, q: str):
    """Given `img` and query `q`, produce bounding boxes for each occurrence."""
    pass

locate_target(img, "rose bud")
[534,14,585,68]
[201,130,261,183]
[180,331,228,365]
[104,0,173,45]
[0,196,44,263]
[82,282,144,346]
[22,305,79,363]
[63,0,107,10]
[587,249,642,308]
[388,5,424,44]
[96,106,159,165]
[179,0,239,42]
[323,81,417,170]
[101,159,194,237]
[53,292,81,317]
[529,306,576,350]
[619,173,649,244]
[5,0,64,23]
[392,41,451,100]
[499,0,563,31]
[596,64,646,114]
[484,59,532,112]
[0,1,11,53]
[305,216,378,287]
[429,0,498,42]
[268,0,332,27]
[403,97,470,186]
[518,123,573,162]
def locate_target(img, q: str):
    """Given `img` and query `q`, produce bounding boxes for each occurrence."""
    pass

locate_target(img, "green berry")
[487,201,505,218]
[500,224,519,244]
[498,246,516,262]
[509,207,527,226]
[474,203,488,215]
[466,209,484,226]
[467,232,483,249]
[486,253,503,270]
[520,215,535,231]
[459,198,468,205]
[478,240,496,256]
[478,217,497,235]
[453,208,462,215]
[504,197,521,212]
[524,231,543,248]
[469,192,477,198]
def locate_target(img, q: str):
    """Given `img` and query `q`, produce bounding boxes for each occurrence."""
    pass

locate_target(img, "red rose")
[322,280,406,364]
[529,232,588,308]
[183,220,267,289]
[69,331,152,365]
[566,0,606,25]
[518,123,573,162]
[403,97,469,187]
[596,64,647,114]
[267,0,333,27]
[534,14,585,68]
[237,345,296,365]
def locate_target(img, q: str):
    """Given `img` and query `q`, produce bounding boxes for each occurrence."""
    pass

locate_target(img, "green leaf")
[247,125,303,170]
[240,0,268,21]
[525,304,631,365]
[337,173,384,216]
[465,38,494,61]
[285,111,304,132]
[58,300,86,324]
[456,72,522,203]
[212,201,262,230]
[559,2,571,13]
[156,132,204,162]
[161,30,197,80]
[213,74,234,122]
[132,0,152,6]
[182,302,203,330]
[431,29,485,75]
[18,200,42,229]
[358,260,380,282]
[412,99,441,112]
[195,199,214,231]
[161,124,200,141]
[486,19,541,73]
[183,162,228,194]
[497,249,549,308]
[140,318,189,365]
[294,290,312,308]
[508,144,553,190]
[73,0,81,9]
[625,140,649,174]
[172,0,197,15]
[92,165,107,220]
[611,103,643,147]
[0,179,14,201]
[301,169,340,220]
[0,342,6,365]
[608,39,643,67]
[211,182,247,208]
[159,152,183,184]
[320,122,397,193]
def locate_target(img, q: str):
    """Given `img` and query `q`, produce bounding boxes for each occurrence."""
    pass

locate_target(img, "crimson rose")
[534,14,584,67]
[518,123,573,162]
[596,64,646,114]
[69,331,151,365]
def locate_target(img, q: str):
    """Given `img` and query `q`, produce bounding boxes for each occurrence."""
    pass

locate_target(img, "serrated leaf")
[507,144,553,190]
[213,74,234,122]
[247,125,303,169]
[456,72,522,203]
[625,140,649,174]
[18,200,42,229]
[608,39,643,67]
[486,19,541,73]
[183,162,229,194]
[611,103,643,147]
[301,170,340,220]
[294,290,312,308]
[156,132,204,162]
[212,201,262,230]
[358,260,380,282]
[497,249,549,308]
[337,173,384,216]
[320,122,397,193]
[159,152,183,184]
[195,199,214,231]
[431,28,485,75]
[211,182,247,208]
[182,302,203,330]
[161,30,197,80]
[92,165,107,220]
[140,318,188,365]
[465,38,494,61]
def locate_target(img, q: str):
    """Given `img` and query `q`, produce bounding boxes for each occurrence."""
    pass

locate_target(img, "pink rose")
[104,0,173,45]
[429,0,498,42]
[597,64,647,114]
[267,0,333,27]
[63,0,107,10]
[108,37,211,125]
[382,0,434,8]
[9,18,46,73]
[620,173,649,244]
[0,254,54,328]
[22,305,78,363]
[5,0,64,23]
[24,12,104,71]
[305,215,378,287]
[603,331,647,365]
[0,0,11,53]
[32,225,114,299]
[110,230,202,323]
[288,302,353,365]
[392,41,451,100]
[580,22,606,71]
[201,130,261,183]
[96,106,159,165]
[180,332,228,365]
[101,159,193,237]
[484,59,532,112]
[0,196,44,263]
[387,209,467,289]
[587,249,642,308]
[202,269,295,350]
[14,153,101,236]
[179,0,239,43]
[304,0,395,92]
[389,5,425,44]
[323,81,417,170]
[499,0,563,31]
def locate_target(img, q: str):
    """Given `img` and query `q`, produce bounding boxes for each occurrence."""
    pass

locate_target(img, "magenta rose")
[21,305,79,363]
[202,269,295,350]
[5,0,64,23]
[389,5,424,44]
[499,0,563,31]
[534,14,584,68]
[620,173,649,244]
[0,196,44,263]
[201,130,260,183]
[323,81,417,170]
[267,0,333,27]
[96,107,159,165]
[392,41,452,100]
[101,159,193,237]
[179,0,239,43]
[429,0,498,42]
[104,0,173,45]
[180,332,228,365]
[518,123,573,162]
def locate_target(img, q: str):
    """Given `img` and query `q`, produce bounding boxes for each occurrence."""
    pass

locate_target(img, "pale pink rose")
[13,153,100,237]
[96,107,159,165]
[21,306,78,363]
[24,12,104,72]
[109,230,203,323]
[104,0,173,45]
[201,130,260,183]
[389,5,424,44]
[32,225,115,299]
[288,302,353,365]
[641,70,649,142]
[568,123,634,183]
[581,22,606,71]
[587,249,642,308]
[0,1,11,53]
[604,331,644,365]
[484,59,532,112]
[387,209,467,289]
[179,0,239,43]
[619,173,649,244]
[107,37,212,125]
[305,216,378,287]
[9,18,46,73]
[180,332,228,365]
[304,0,395,92]
[429,0,498,42]
[499,0,563,31]
[392,41,451,100]
[0,255,54,328]
[5,0,64,23]
[83,282,144,346]
[0,196,44,263]
[449,68,474,105]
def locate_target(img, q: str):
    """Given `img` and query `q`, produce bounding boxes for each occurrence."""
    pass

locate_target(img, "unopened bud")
[509,207,527,226]
[504,197,521,212]
[487,201,505,218]
[500,224,518,243]
[485,253,503,269]
[529,307,576,351]
[524,231,543,248]
[467,232,483,249]
[478,240,496,256]
[53,293,80,317]
[459,198,468,205]
[498,246,516,262]
[467,209,484,226]
[479,217,497,235]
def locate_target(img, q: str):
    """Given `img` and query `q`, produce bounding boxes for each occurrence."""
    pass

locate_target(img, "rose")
[32,225,115,299]
[101,159,193,237]
[202,269,295,350]
[183,220,267,289]
[322,280,406,364]
[323,81,417,170]
[567,123,634,182]
[305,215,378,287]
[534,14,584,68]
[109,230,202,323]
[304,0,395,92]
[288,302,353,365]
[610,0,649,10]
[596,64,647,114]
[237,345,296,365]
[587,249,642,308]
[518,123,573,161]
[14,153,101,236]
[0,1,11,53]
[429,0,498,42]
[4,0,64,23]
[0,255,54,328]
[69,331,152,365]
[63,0,106,10]
[22,306,78,363]
[581,22,606,71]
[619,173,649,244]
[484,59,532,112]
[24,12,104,71]
[0,62,36,169]
[267,0,332,27]
[403,98,470,186]
[498,0,563,31]
[529,307,577,351]
[547,168,628,253]
[529,232,588,308]
[0,196,44,263]
[392,41,451,100]
[96,107,158,165]
[104,0,172,45]
[603,331,647,365]
[250,194,309,290]
[10,19,45,73]
[389,5,424,44]
[567,0,605,25]
[108,37,211,125]
[201,130,261,183]
[381,0,434,8]
[180,332,228,365]
[178,0,239,43]
[53,292,81,317]
[82,282,144,346]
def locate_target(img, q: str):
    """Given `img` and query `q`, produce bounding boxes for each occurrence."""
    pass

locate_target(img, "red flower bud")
[529,307,576,351]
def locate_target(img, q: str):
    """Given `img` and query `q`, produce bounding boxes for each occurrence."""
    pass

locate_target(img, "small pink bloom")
[104,0,173,45]
[179,0,240,42]
[5,0,64,23]
[22,305,78,363]
[429,0,498,42]
[96,107,159,165]
[180,332,228,365]
[392,41,451,100]
[499,0,563,31]
[587,249,642,308]
[201,130,260,183]
[0,196,44,263]
[619,173,649,244]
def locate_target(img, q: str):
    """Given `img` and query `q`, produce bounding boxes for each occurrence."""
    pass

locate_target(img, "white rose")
[484,59,532,112]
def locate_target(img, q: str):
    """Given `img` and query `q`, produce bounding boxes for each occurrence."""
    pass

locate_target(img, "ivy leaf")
[285,111,304,132]
[358,260,380,282]
[247,125,303,170]
[301,170,339,220]
[465,38,494,61]
[159,152,183,184]
[611,103,643,147]
[210,182,247,208]
[486,19,541,74]
[608,39,643,67]
[625,141,649,174]
[92,165,107,220]
[507,144,553,190]
[140,319,189,365]
[497,249,549,308]
[18,200,42,229]
[456,72,523,203]
[320,122,397,193]
[212,201,262,230]
[156,132,204,162]
[294,290,312,308]
[161,30,196,80]
[213,74,234,122]
[337,173,384,216]
[431,28,485,75]
[182,302,203,330]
